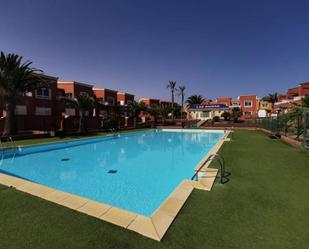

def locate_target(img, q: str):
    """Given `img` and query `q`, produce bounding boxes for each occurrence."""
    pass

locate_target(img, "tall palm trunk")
[171,90,174,121]
[3,98,17,136]
[78,110,86,133]
[181,95,184,127]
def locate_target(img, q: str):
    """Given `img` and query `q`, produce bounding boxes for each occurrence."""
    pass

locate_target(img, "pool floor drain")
[61,158,70,161]
[108,170,117,174]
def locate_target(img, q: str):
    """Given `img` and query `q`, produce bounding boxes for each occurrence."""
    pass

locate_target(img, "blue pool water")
[0,129,223,216]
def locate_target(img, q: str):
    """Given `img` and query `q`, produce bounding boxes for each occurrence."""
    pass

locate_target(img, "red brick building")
[139,98,160,108]
[216,97,232,106]
[93,88,118,106]
[0,74,61,133]
[117,92,134,106]
[238,95,258,118]
[159,100,172,108]
[57,80,95,117]
[274,82,309,113]
[57,81,95,98]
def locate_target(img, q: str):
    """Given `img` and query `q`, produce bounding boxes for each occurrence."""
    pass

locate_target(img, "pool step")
[188,168,218,191]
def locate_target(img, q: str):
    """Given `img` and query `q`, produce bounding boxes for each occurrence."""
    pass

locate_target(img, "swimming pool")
[0,129,224,216]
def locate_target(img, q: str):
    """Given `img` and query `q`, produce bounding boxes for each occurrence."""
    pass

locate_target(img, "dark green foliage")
[231,107,242,122]
[212,116,220,122]
[0,52,47,135]
[221,111,231,121]
[186,94,204,105]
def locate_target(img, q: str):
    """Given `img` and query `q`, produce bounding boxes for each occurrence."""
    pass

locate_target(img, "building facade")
[0,74,61,132]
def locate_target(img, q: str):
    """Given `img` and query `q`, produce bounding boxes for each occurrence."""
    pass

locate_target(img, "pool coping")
[0,129,230,241]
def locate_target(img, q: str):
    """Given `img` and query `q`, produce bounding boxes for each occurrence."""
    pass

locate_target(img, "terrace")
[1,130,308,248]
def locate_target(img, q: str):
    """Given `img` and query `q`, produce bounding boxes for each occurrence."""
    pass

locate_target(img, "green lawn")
[0,131,309,249]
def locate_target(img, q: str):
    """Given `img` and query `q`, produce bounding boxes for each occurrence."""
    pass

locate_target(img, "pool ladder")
[0,136,17,165]
[191,153,229,184]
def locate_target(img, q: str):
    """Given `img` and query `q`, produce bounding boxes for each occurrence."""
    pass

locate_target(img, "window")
[36,88,51,99]
[244,101,252,107]
[119,100,125,106]
[35,107,51,116]
[15,105,27,115]
[65,108,75,116]
[244,111,252,116]
[200,112,210,118]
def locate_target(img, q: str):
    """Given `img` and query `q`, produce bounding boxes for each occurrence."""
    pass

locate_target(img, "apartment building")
[139,98,160,108]
[257,100,272,118]
[274,82,309,113]
[216,97,232,106]
[117,92,134,106]
[238,95,258,118]
[0,74,61,132]
[57,80,95,116]
[93,88,118,106]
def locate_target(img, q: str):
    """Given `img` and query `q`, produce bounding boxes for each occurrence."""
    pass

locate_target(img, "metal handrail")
[0,136,17,162]
[191,153,226,184]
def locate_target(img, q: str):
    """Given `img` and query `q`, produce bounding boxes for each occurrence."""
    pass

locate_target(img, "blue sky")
[1,0,309,101]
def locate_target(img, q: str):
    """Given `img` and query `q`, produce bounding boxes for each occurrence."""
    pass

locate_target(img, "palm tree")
[0,52,47,135]
[127,101,145,128]
[158,105,172,124]
[178,85,186,127]
[231,107,242,123]
[62,93,95,133]
[186,94,204,105]
[167,80,176,121]
[262,92,279,105]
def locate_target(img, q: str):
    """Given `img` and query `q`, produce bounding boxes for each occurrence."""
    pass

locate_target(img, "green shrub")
[213,116,220,122]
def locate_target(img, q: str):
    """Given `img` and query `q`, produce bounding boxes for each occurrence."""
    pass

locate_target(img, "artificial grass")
[0,130,308,249]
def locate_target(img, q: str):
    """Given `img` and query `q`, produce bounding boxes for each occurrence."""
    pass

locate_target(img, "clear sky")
[1,0,309,101]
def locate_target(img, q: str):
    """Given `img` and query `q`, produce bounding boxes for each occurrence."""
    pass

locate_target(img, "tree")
[158,105,172,124]
[186,95,204,105]
[221,111,231,121]
[127,101,145,128]
[0,52,47,135]
[167,80,176,121]
[231,107,242,122]
[302,95,309,108]
[62,93,95,133]
[262,92,279,105]
[178,85,186,127]
[147,107,160,123]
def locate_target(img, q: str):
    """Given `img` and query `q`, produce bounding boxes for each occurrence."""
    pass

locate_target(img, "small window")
[36,88,51,99]
[200,112,210,118]
[35,107,51,116]
[244,101,252,107]
[15,105,27,115]
[65,108,75,116]
[25,92,33,97]
[244,111,252,116]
